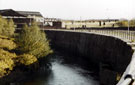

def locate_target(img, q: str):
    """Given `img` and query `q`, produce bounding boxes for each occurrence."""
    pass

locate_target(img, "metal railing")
[44,28,135,44]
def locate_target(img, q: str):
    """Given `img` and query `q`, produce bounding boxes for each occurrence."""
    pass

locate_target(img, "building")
[44,18,61,26]
[43,19,119,29]
[43,18,62,29]
[0,9,44,29]
[61,19,119,29]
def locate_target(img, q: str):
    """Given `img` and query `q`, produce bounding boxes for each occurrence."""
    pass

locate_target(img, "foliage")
[0,60,14,77]
[116,20,128,27]
[16,22,53,58]
[0,49,17,59]
[0,36,16,50]
[17,54,37,66]
[0,16,15,37]
[116,20,135,27]
[0,19,52,78]
[0,49,16,77]
[129,19,135,27]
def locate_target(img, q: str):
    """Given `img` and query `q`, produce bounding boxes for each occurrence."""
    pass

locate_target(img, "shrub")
[0,59,14,77]
[116,19,135,27]
[0,37,16,50]
[17,54,37,65]
[0,49,17,59]
[16,22,53,58]
[116,20,128,27]
[129,19,135,27]
[0,49,16,77]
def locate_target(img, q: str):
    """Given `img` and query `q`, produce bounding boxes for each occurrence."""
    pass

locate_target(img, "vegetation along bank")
[0,16,53,84]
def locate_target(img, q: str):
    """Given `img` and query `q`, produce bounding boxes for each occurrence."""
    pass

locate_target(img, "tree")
[116,20,135,27]
[0,16,15,37]
[116,20,128,27]
[16,22,53,58]
[0,16,6,35]
[129,19,135,27]
[7,19,15,36]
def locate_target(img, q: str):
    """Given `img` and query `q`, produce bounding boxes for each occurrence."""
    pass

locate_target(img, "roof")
[0,9,26,17]
[0,9,43,17]
[17,11,43,17]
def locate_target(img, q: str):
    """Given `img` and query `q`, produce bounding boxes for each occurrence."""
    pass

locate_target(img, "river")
[16,54,99,85]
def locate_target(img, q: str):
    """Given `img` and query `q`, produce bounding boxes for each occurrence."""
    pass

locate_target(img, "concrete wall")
[45,30,133,85]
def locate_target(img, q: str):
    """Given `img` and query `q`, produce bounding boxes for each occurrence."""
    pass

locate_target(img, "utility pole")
[128,20,130,33]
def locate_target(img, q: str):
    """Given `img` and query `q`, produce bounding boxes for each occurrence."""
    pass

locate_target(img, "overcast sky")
[0,0,134,20]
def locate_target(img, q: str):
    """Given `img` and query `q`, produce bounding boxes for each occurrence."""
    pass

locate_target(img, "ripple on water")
[22,59,99,85]
[46,61,99,85]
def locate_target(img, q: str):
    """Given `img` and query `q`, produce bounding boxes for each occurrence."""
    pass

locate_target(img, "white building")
[61,19,119,29]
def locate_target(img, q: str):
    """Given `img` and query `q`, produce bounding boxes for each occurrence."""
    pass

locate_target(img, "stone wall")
[45,30,133,85]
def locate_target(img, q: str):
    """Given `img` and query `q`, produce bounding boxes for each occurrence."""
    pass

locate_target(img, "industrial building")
[0,9,44,29]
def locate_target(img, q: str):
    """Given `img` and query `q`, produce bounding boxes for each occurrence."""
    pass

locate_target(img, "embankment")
[45,30,133,85]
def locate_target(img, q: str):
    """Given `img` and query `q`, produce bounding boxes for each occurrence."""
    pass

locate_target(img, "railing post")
[134,32,135,42]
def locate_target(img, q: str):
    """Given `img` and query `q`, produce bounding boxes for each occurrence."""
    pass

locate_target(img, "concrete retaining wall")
[45,30,133,85]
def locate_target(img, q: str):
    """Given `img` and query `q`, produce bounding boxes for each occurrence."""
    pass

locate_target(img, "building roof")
[17,11,43,17]
[0,9,26,17]
[44,18,61,22]
[0,9,43,17]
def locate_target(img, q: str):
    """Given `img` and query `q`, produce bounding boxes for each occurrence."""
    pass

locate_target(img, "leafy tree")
[0,16,15,37]
[7,19,15,36]
[116,20,135,27]
[129,19,135,27]
[16,22,53,58]
[0,16,7,34]
[0,17,53,78]
[116,20,128,27]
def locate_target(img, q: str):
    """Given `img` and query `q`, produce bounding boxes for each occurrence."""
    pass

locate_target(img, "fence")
[44,28,135,43]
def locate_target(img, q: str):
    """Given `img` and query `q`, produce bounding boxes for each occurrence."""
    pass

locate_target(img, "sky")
[0,0,135,20]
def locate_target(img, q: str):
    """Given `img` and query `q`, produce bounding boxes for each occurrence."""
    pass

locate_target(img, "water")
[19,55,99,85]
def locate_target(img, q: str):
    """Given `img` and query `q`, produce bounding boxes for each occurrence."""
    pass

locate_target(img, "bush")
[0,37,16,50]
[116,20,135,27]
[0,60,14,77]
[129,19,135,27]
[116,20,128,27]
[16,22,53,58]
[0,18,52,78]
[0,49,17,58]
[0,16,15,37]
[0,49,16,77]
[17,54,37,65]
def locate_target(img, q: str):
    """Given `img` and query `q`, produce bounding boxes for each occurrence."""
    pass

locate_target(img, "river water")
[19,55,99,85]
